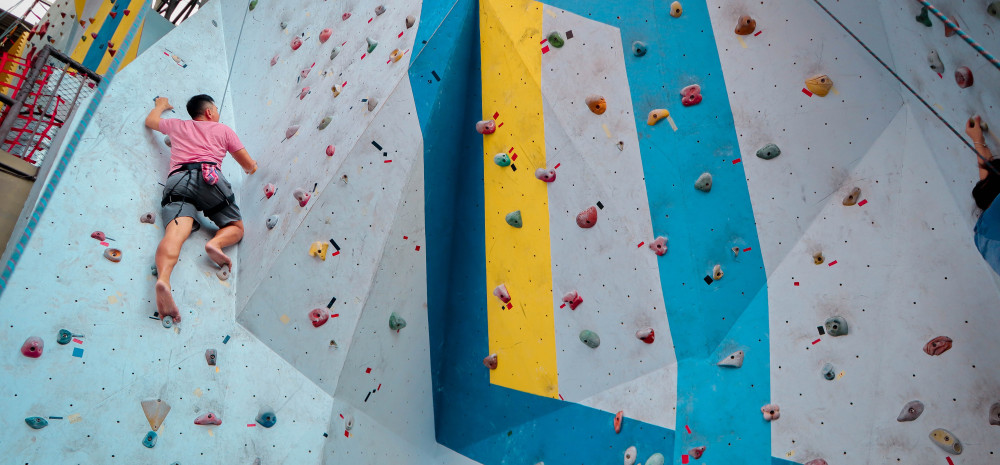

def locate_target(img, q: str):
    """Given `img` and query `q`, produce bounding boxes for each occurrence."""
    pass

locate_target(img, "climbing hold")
[20,336,43,358]
[279,21,287,30]
[695,172,713,192]
[548,31,565,48]
[326,146,336,157]
[264,184,276,199]
[265,215,279,230]
[505,210,523,228]
[843,187,861,206]
[256,410,277,428]
[25,416,48,429]
[285,125,299,139]
[309,308,329,327]
[821,362,836,380]
[647,109,669,126]
[389,312,407,331]
[330,84,342,97]
[494,153,511,167]
[535,168,557,183]
[342,13,351,20]
[689,446,705,459]
[580,330,601,348]
[309,241,329,260]
[375,5,386,15]
[57,329,72,345]
[248,0,257,10]
[624,446,637,465]
[632,41,647,57]
[916,6,933,27]
[586,95,607,115]
[367,98,378,111]
[140,211,155,224]
[990,2,1000,19]
[929,428,962,455]
[299,87,310,100]
[670,1,683,17]
[735,15,756,35]
[956,66,974,88]
[292,188,311,207]
[216,262,231,280]
[142,431,157,448]
[576,206,598,228]
[319,28,333,44]
[945,19,959,37]
[562,290,584,310]
[316,116,333,130]
[162,316,173,328]
[924,336,953,356]
[344,414,354,430]
[805,75,833,97]
[390,49,403,62]
[804,460,828,465]
[291,37,302,50]
[680,84,702,107]
[205,349,217,366]
[732,246,740,257]
[813,251,825,265]
[712,264,723,280]
[476,120,496,135]
[761,404,780,421]
[366,37,378,53]
[989,402,1000,426]
[268,54,278,67]
[928,50,945,73]
[104,248,122,263]
[718,350,744,368]
[330,46,342,60]
[824,316,848,336]
[141,399,171,431]
[195,412,222,426]
[756,143,781,160]
[91,231,105,241]
[649,236,668,256]
[406,15,416,28]
[646,453,665,465]
[896,400,924,422]
[493,284,511,303]
[636,328,655,344]
[483,353,498,370]
[614,410,623,433]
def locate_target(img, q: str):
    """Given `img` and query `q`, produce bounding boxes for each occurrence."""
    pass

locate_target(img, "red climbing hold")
[923,336,952,356]
[561,290,583,310]
[109,11,116,19]
[264,183,276,199]
[292,188,311,207]
[124,9,130,15]
[320,28,333,43]
[680,84,702,106]
[309,308,330,327]
[576,206,598,228]
[194,412,222,426]
[108,49,116,57]
[342,13,351,20]
[535,168,556,183]
[91,32,97,39]
[956,66,974,88]
[291,37,302,50]
[636,328,655,344]
[91,231,106,241]
[483,353,498,370]
[689,446,705,459]
[299,87,310,100]
[614,410,624,433]
[493,284,511,303]
[649,236,668,255]
[326,145,336,157]
[476,120,496,135]
[21,337,43,358]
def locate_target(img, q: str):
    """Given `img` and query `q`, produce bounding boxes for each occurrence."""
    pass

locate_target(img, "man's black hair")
[186,94,215,119]
[973,159,1000,210]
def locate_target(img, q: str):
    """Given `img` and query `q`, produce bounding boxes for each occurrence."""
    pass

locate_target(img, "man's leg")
[205,220,244,270]
[155,216,194,322]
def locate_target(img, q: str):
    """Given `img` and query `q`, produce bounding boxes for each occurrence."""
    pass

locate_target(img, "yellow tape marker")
[279,314,290,324]
[831,86,840,95]
[667,115,678,132]
[737,37,748,49]
[481,0,558,399]
[68,413,82,423]
[602,123,611,138]
[785,450,795,458]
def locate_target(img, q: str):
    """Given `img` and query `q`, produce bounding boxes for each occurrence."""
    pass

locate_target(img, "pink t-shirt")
[159,118,244,175]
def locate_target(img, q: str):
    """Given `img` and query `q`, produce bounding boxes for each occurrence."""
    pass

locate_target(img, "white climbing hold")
[645,453,665,465]
[623,446,637,465]
[718,350,744,368]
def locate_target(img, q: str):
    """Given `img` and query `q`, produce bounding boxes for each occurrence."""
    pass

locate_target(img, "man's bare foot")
[155,280,181,322]
[205,242,232,270]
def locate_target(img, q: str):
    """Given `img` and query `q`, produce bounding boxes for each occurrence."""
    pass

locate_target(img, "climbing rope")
[811,0,998,174]
[916,0,1000,71]
[219,1,251,111]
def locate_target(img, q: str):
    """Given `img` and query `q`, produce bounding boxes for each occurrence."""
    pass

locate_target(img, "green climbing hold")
[505,210,523,228]
[493,153,511,167]
[548,31,565,48]
[646,453,666,465]
[389,312,407,331]
[990,2,1000,19]
[916,7,932,27]
[57,329,72,345]
[318,116,332,130]
[694,172,712,192]
[248,0,257,11]
[579,330,600,348]
[366,37,378,53]
[756,143,781,160]
[25,416,48,429]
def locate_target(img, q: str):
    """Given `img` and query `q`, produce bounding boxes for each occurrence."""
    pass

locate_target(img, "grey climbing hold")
[505,211,523,228]
[389,312,407,331]
[57,329,72,345]
[330,46,342,60]
[928,50,945,74]
[494,153,511,167]
[632,41,647,57]
[366,37,378,53]
[929,428,962,455]
[164,135,171,147]
[141,399,171,431]
[843,187,861,206]
[266,215,279,230]
[217,264,230,281]
[151,265,158,276]
[375,5,385,16]
[821,363,836,380]
[205,349,217,366]
[256,410,277,428]
[140,211,155,224]
[406,15,416,28]
[25,416,48,429]
[990,2,1000,19]
[142,431,157,448]
[756,143,780,160]
[824,316,848,336]
[344,414,354,430]
[989,402,1000,426]
[624,446,637,465]
[712,264,723,280]
[897,400,924,422]
[280,21,287,29]
[318,116,332,130]
[718,350,744,368]
[368,98,378,112]
[694,172,712,192]
[580,330,600,348]
[645,453,665,465]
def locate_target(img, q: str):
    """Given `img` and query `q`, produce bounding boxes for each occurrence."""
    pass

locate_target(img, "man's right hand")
[155,97,174,112]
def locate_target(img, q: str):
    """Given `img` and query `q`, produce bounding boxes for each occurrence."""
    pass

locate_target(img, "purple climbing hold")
[270,55,278,66]
[205,349,217,366]
[21,336,43,358]
[342,12,351,21]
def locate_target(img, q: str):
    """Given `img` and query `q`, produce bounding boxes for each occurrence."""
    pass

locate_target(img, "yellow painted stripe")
[70,0,114,64]
[95,0,145,74]
[75,0,86,20]
[480,0,557,398]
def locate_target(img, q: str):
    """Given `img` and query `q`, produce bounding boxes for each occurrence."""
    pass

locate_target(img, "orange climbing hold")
[585,95,607,115]
[390,49,403,63]
[735,15,756,35]
[614,411,624,433]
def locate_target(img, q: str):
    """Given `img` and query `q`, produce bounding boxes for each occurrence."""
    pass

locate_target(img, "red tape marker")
[383,159,392,163]
[754,30,763,36]
[682,455,690,464]
[637,241,645,248]
[743,247,751,252]
[828,260,837,266]
[733,158,742,164]
[794,282,800,286]
[511,153,517,161]
[539,38,547,44]
[331,314,340,318]
[365,367,372,373]
[685,425,691,434]
[397,31,404,38]
[247,424,256,427]
[553,163,560,169]
[858,199,868,206]
[560,303,566,308]
[498,122,504,128]
[368,17,373,23]
[541,45,550,54]
[361,53,366,60]
[506,302,512,309]
[938,73,943,79]
[415,245,421,251]
[946,457,954,465]
[403,235,408,239]
[344,430,350,437]
[331,250,340,257]
[494,112,500,119]
[72,338,83,344]
[802,88,813,97]
[558,394,564,400]
[508,146,514,153]
[812,338,821,345]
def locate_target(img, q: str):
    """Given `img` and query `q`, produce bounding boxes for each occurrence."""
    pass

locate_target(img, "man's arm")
[145,97,173,132]
[967,116,993,180]
[231,148,257,175]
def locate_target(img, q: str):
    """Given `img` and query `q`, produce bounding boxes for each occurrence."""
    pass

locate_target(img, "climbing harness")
[161,162,235,225]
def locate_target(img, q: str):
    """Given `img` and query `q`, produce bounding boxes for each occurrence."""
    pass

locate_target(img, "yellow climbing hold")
[670,1,682,17]
[647,109,670,126]
[309,241,330,260]
[805,74,833,97]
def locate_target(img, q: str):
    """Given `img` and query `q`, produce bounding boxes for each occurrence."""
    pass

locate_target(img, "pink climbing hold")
[91,231,106,241]
[194,412,222,426]
[309,308,330,327]
[326,145,336,157]
[483,353,498,370]
[475,120,496,135]
[292,188,311,207]
[636,328,655,344]
[562,290,583,310]
[270,55,278,66]
[21,336,43,358]
[264,183,276,199]
[285,125,299,139]
[299,87,310,100]
[680,84,702,106]
[804,460,828,465]
[924,336,952,356]
[535,168,556,183]
[493,284,511,303]
[761,404,780,421]
[342,12,351,20]
[576,206,598,228]
[300,68,311,79]
[319,28,333,43]
[291,37,302,50]
[689,446,706,459]
[649,236,668,255]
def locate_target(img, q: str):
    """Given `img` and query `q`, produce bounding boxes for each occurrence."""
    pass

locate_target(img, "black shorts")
[161,164,241,229]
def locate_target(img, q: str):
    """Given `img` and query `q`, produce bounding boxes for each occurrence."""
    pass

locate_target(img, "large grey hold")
[821,363,836,380]
[928,50,944,73]
[368,98,378,112]
[266,215,279,230]
[694,172,712,192]
[717,350,744,368]
[824,316,848,336]
[756,143,780,160]
[406,15,416,28]
[579,330,600,348]
[896,400,924,422]
[989,401,1000,426]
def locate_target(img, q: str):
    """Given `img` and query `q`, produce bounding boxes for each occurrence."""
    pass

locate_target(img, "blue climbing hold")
[57,329,72,345]
[143,431,157,448]
[256,410,277,428]
[25,416,48,429]
[632,41,647,57]
[493,153,511,167]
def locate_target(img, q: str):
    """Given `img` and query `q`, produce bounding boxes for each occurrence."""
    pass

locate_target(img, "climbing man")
[145,95,258,322]
[968,115,1000,275]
